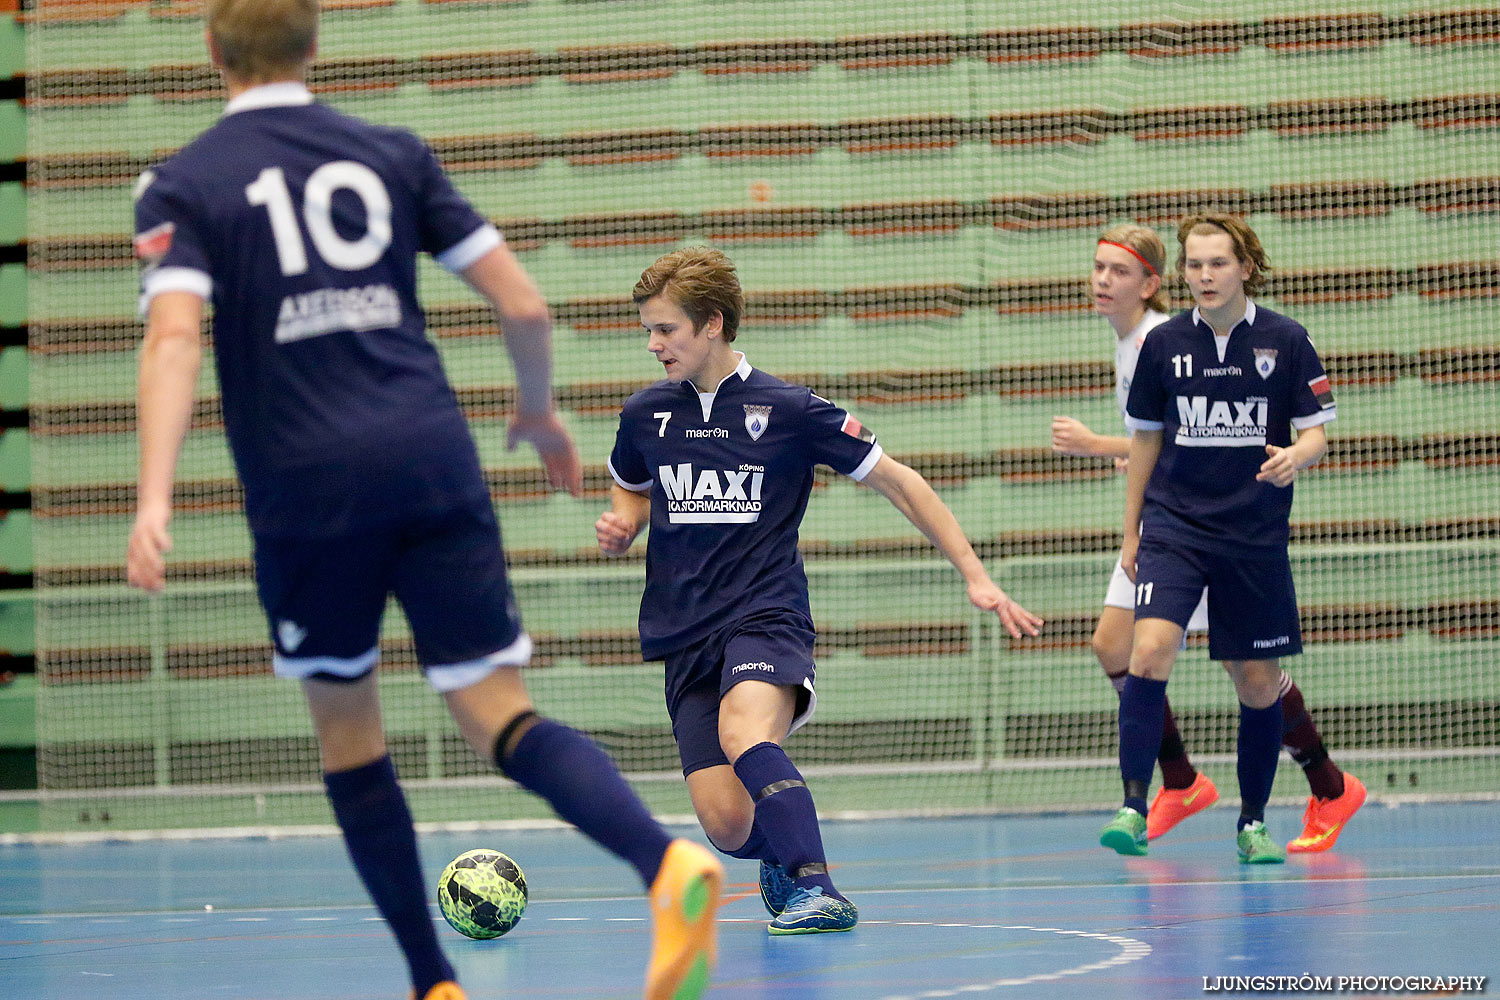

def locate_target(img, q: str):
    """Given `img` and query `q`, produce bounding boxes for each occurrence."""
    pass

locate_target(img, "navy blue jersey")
[133,83,500,537]
[1124,302,1336,555]
[608,356,883,658]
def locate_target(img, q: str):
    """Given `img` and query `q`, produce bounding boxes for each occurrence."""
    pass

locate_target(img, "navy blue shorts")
[663,610,818,776]
[1134,539,1302,661]
[253,500,528,692]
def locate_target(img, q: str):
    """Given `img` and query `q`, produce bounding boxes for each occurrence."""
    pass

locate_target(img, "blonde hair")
[206,0,318,83]
[1097,223,1169,313]
[632,246,745,342]
[1176,212,1271,296]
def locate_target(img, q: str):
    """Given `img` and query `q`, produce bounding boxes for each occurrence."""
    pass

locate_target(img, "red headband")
[1098,240,1158,277]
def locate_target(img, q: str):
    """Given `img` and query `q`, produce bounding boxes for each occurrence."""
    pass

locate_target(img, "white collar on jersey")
[223,81,314,117]
[1191,298,1258,335]
[685,352,752,421]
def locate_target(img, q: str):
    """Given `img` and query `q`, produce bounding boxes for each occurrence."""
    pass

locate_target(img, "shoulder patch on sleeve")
[133,221,175,265]
[1308,374,1334,409]
[841,414,875,443]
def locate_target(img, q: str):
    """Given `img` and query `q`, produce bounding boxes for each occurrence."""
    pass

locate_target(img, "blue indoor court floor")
[2,802,1497,1000]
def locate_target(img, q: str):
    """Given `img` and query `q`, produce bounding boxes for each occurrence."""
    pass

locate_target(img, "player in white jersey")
[599,247,1043,934]
[1055,224,1363,852]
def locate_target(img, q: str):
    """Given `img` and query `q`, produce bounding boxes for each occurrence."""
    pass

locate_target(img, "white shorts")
[1105,561,1208,632]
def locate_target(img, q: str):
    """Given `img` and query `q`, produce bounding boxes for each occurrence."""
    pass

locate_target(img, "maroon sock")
[1157,699,1198,790]
[1280,678,1345,800]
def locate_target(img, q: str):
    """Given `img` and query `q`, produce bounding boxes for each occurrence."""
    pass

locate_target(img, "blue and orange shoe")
[1288,772,1367,853]
[412,983,465,1000]
[646,839,724,1000]
[767,886,858,935]
[759,860,796,916]
[1146,771,1220,840]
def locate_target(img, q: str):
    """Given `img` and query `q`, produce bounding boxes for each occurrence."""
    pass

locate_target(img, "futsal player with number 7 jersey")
[1100,213,1338,864]
[598,247,1043,935]
[126,4,722,999]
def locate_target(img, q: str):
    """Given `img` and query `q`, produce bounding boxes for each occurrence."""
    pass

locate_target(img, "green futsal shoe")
[1237,821,1287,864]
[1099,807,1149,856]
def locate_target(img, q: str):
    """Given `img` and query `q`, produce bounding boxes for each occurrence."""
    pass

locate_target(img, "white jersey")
[1113,309,1171,428]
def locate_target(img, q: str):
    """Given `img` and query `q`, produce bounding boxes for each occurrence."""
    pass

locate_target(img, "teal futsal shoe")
[1237,821,1288,864]
[767,886,858,935]
[759,861,796,916]
[1099,806,1149,856]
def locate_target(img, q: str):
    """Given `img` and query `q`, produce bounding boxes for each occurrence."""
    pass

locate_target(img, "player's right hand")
[126,506,173,592]
[595,511,638,556]
[1050,416,1094,456]
[507,409,583,497]
[1119,533,1140,582]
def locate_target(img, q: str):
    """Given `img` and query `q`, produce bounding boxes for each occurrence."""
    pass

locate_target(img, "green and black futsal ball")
[437,849,528,939]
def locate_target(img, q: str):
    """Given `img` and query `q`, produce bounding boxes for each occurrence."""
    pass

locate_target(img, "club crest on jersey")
[743,404,772,441]
[1253,348,1278,380]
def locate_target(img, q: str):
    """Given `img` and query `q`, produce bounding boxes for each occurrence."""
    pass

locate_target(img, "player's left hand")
[1256,444,1298,487]
[507,409,583,496]
[967,581,1044,639]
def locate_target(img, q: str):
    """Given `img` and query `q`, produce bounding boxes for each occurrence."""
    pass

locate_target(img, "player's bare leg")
[305,674,457,998]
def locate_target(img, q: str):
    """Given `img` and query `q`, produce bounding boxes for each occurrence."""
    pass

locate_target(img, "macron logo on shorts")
[278,620,308,652]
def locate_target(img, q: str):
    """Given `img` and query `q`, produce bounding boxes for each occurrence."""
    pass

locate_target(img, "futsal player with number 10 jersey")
[127,3,722,999]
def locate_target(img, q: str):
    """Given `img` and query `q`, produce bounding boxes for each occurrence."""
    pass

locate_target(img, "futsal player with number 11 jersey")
[1100,214,1340,864]
[598,247,1043,934]
[127,3,721,999]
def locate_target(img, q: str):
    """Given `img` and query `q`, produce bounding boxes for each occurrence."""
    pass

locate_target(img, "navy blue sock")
[497,718,673,887]
[1237,699,1284,828]
[324,756,453,998]
[722,817,776,862]
[732,742,842,900]
[1119,675,1169,816]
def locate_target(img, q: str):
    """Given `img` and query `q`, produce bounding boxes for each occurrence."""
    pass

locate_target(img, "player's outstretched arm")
[860,455,1042,639]
[1119,429,1162,582]
[127,291,203,592]
[596,484,650,556]
[1051,415,1130,460]
[1257,423,1327,488]
[460,244,583,496]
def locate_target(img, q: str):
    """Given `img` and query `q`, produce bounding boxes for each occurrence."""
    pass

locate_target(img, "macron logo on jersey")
[659,463,765,523]
[1175,395,1269,447]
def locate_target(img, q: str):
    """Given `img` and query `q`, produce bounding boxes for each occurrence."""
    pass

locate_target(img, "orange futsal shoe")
[646,839,724,1000]
[1288,772,1367,853]
[1146,771,1220,840]
[412,982,466,1000]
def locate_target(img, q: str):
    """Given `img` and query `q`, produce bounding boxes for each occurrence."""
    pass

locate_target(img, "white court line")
[872,923,1152,1000]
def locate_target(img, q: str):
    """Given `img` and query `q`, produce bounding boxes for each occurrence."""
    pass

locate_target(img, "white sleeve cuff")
[607,456,652,492]
[1292,408,1337,430]
[847,443,884,482]
[436,224,503,273]
[1124,416,1164,432]
[138,267,212,316]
